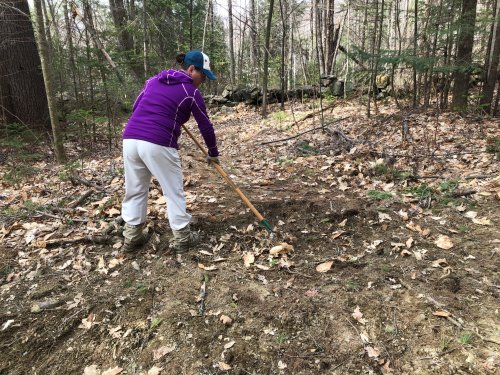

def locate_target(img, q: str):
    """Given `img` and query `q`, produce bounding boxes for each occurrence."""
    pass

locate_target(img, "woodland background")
[0,0,499,163]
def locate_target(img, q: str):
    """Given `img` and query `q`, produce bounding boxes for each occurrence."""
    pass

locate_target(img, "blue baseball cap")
[184,50,217,80]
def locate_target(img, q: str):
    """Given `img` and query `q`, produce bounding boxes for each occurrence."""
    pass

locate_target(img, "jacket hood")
[157,69,193,85]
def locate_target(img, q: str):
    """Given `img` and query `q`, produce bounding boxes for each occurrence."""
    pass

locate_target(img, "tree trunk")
[228,0,236,85]
[373,0,384,115]
[451,0,478,111]
[63,0,79,103]
[279,0,286,109]
[412,0,418,108]
[109,0,143,81]
[250,0,259,86]
[367,0,379,118]
[325,0,335,75]
[262,0,275,117]
[33,0,66,162]
[425,0,444,107]
[0,0,49,128]
[315,0,325,74]
[189,0,193,49]
[142,0,149,78]
[77,1,124,83]
[480,0,500,113]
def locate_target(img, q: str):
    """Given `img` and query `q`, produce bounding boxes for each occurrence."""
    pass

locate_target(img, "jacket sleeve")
[191,89,219,157]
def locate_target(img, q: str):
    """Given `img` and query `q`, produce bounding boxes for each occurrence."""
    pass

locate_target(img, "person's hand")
[206,155,219,164]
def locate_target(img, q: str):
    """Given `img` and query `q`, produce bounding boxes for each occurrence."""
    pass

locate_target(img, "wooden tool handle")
[182,125,265,223]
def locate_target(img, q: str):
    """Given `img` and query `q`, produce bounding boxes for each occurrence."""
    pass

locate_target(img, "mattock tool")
[182,124,273,236]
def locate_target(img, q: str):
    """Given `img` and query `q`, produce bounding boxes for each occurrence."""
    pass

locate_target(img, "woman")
[121,50,220,253]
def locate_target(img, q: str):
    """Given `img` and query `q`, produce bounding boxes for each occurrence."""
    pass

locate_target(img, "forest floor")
[0,99,499,375]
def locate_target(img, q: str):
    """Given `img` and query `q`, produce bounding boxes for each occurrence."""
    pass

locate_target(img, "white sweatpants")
[121,139,192,230]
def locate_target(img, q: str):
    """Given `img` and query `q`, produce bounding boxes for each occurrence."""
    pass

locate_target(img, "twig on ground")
[69,175,102,190]
[38,235,113,246]
[198,280,207,316]
[417,346,459,360]
[261,117,350,145]
[34,210,89,222]
[69,189,94,208]
[450,189,477,197]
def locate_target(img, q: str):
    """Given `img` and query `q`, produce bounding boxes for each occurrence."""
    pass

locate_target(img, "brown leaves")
[79,312,95,329]
[352,306,367,325]
[435,235,454,250]
[198,263,218,271]
[433,311,451,317]
[269,242,294,256]
[153,345,176,360]
[242,252,255,267]
[316,261,334,273]
[101,367,123,375]
[406,222,431,236]
[220,315,233,326]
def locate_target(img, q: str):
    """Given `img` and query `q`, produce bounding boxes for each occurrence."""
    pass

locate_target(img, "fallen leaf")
[331,230,345,239]
[83,365,99,375]
[224,340,235,349]
[435,235,454,250]
[365,346,380,358]
[359,331,371,343]
[278,360,287,369]
[220,315,233,326]
[154,196,166,205]
[146,366,163,375]
[79,312,95,329]
[305,289,318,297]
[199,250,213,256]
[1,319,14,331]
[269,242,294,256]
[433,311,451,317]
[431,258,448,268]
[406,222,430,236]
[316,261,333,273]
[381,359,394,373]
[406,237,414,248]
[352,306,367,324]
[242,252,254,267]
[255,264,270,270]
[367,240,384,250]
[412,249,426,260]
[101,367,123,375]
[472,217,492,226]
[106,207,121,217]
[198,263,218,271]
[338,218,347,227]
[108,257,124,269]
[153,345,176,360]
[464,211,478,219]
[378,212,392,222]
[397,209,409,221]
[218,362,231,371]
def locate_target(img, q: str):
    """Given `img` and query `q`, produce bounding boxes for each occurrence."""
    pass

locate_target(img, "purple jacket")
[123,69,219,157]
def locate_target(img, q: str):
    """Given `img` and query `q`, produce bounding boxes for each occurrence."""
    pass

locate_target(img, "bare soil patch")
[1,101,499,374]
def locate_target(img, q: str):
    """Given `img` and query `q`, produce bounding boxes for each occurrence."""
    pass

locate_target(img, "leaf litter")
[0,100,499,374]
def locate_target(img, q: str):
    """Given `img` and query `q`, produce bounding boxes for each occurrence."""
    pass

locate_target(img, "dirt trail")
[1,102,499,374]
